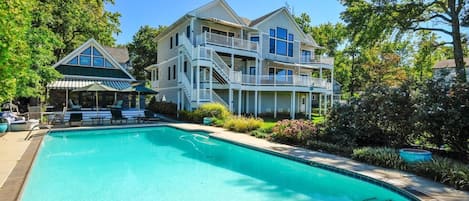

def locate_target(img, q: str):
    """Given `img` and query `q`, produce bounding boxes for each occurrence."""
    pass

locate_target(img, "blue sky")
[106,0,345,45]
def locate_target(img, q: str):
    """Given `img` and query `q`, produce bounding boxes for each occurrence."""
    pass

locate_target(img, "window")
[186,25,190,38]
[202,26,210,33]
[249,67,256,75]
[276,40,287,56]
[184,61,187,73]
[301,50,312,63]
[250,36,259,42]
[173,65,176,79]
[268,68,275,76]
[168,67,171,80]
[269,38,275,53]
[69,46,112,68]
[175,33,179,46]
[228,32,235,37]
[156,69,159,80]
[269,27,294,57]
[276,27,287,40]
[170,37,173,49]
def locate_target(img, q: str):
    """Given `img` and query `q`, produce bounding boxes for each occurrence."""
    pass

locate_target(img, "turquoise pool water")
[21,126,414,201]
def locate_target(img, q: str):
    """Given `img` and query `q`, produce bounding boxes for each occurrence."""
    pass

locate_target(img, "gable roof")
[249,7,283,27]
[104,46,129,64]
[188,0,245,25]
[433,58,469,69]
[53,38,135,81]
[249,7,320,47]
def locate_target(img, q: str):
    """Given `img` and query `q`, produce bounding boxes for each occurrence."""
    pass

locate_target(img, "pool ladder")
[24,124,52,141]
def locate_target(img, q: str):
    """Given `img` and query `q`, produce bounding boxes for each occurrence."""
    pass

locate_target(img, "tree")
[294,13,313,33]
[0,0,32,103]
[36,0,121,60]
[311,23,348,56]
[341,0,469,82]
[128,25,166,80]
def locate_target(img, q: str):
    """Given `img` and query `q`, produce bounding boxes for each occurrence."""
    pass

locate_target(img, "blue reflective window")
[288,33,294,41]
[81,47,91,55]
[104,59,113,68]
[269,38,275,53]
[277,27,287,40]
[92,47,103,56]
[250,36,259,42]
[93,57,104,67]
[68,57,78,65]
[288,43,293,57]
[79,56,91,66]
[276,40,287,56]
[269,29,275,37]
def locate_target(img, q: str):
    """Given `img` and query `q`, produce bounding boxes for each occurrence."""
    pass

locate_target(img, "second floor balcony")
[198,32,258,52]
[229,73,332,90]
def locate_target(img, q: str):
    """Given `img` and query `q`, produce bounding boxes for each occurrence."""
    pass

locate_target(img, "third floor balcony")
[198,32,258,52]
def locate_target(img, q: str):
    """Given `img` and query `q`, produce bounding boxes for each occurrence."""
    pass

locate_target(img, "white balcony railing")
[201,32,258,52]
[237,74,332,89]
[301,56,335,65]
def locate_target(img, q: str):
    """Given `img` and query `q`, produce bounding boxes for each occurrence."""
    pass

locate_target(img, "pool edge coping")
[0,135,43,201]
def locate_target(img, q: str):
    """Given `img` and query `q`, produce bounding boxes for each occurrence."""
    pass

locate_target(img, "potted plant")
[0,118,8,133]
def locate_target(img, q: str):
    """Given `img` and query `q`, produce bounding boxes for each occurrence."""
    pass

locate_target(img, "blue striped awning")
[47,79,132,90]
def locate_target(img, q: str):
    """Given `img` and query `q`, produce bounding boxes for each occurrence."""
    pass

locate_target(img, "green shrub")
[411,157,469,191]
[250,130,270,139]
[271,119,318,145]
[223,116,263,133]
[351,147,407,170]
[196,103,230,120]
[307,141,353,157]
[211,117,225,127]
[147,97,177,115]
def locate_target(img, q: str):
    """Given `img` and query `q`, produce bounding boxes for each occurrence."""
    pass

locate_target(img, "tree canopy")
[341,0,469,82]
[0,0,121,103]
[128,25,167,80]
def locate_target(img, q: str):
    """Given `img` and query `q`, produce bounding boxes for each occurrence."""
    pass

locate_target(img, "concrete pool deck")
[0,122,468,201]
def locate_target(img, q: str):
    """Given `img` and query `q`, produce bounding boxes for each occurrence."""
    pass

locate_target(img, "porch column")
[231,54,234,69]
[246,91,249,114]
[229,87,233,112]
[196,65,200,106]
[291,91,296,119]
[65,88,69,109]
[258,91,262,115]
[324,94,328,114]
[238,89,242,116]
[181,89,185,111]
[254,90,258,117]
[177,89,181,117]
[308,91,312,120]
[274,91,277,119]
[319,94,322,115]
[210,63,213,101]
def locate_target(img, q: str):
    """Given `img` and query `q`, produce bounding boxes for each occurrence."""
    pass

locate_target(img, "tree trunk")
[449,0,467,83]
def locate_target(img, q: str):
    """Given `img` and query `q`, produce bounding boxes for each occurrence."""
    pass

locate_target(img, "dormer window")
[269,27,294,57]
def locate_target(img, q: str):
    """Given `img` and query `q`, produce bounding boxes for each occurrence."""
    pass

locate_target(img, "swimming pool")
[21,126,416,201]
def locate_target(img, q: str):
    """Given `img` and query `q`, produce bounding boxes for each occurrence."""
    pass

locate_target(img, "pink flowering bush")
[271,119,318,145]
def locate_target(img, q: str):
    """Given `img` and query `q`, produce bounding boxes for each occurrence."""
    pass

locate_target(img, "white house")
[433,58,469,83]
[146,0,335,119]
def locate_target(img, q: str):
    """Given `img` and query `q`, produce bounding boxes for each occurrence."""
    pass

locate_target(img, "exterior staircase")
[179,36,234,109]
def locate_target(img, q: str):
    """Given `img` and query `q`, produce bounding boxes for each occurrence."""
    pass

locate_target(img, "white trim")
[53,38,136,81]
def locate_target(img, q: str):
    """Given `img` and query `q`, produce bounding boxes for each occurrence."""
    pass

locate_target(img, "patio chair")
[110,109,128,124]
[69,113,83,127]
[69,99,82,111]
[51,107,67,125]
[109,100,123,109]
[143,110,160,122]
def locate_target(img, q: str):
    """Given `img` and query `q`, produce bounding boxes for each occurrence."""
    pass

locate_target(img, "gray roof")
[104,46,130,64]
[249,7,283,27]
[433,58,469,69]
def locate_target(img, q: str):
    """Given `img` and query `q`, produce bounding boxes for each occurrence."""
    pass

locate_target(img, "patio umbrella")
[122,85,158,110]
[72,83,118,116]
